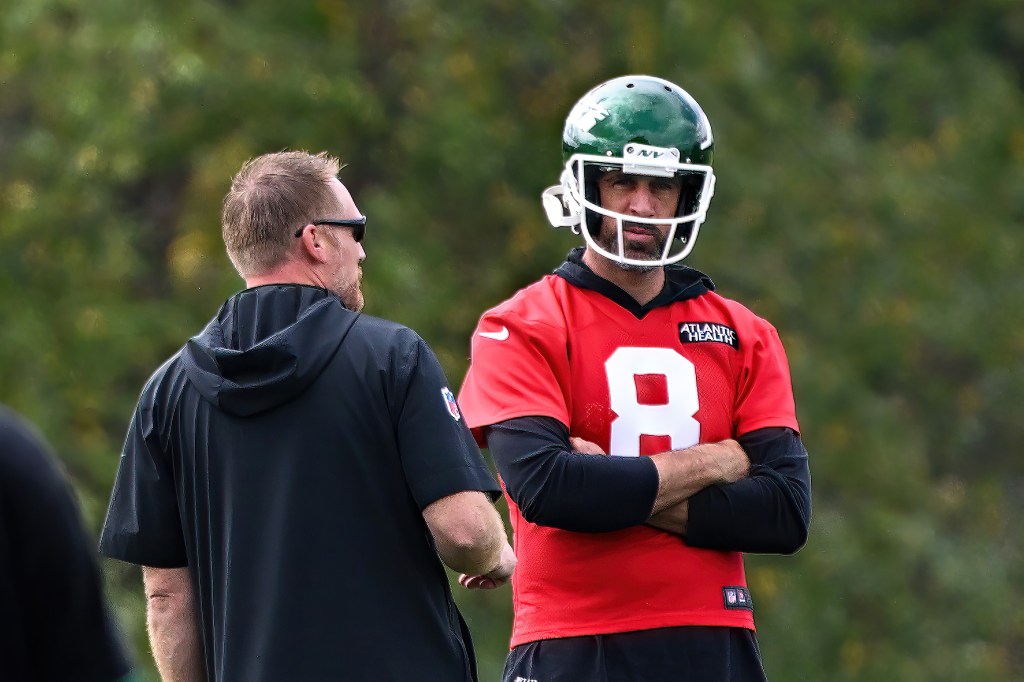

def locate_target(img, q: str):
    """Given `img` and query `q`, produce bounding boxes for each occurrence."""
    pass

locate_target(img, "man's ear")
[297,224,330,264]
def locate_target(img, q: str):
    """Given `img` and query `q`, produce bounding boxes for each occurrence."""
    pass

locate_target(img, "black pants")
[503,626,767,682]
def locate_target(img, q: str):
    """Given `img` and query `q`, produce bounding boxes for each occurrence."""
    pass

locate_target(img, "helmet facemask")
[542,145,716,267]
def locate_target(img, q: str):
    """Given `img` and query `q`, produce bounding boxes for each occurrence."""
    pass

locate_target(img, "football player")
[458,75,812,681]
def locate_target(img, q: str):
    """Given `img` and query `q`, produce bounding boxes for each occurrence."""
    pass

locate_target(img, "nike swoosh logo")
[478,326,509,341]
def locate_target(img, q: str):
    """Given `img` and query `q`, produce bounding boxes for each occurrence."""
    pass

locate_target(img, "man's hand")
[458,542,516,590]
[570,436,606,455]
[647,500,690,534]
[648,438,750,515]
[570,435,749,488]
[710,438,751,484]
[565,436,748,533]
[572,436,748,485]
[646,439,749,533]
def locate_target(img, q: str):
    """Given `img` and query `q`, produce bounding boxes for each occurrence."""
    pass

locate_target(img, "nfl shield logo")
[441,387,461,421]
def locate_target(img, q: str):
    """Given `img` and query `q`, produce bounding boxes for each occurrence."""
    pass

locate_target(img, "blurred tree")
[1,0,1020,679]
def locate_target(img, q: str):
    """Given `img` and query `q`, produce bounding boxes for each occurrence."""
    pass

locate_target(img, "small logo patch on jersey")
[478,325,509,341]
[441,387,461,421]
[722,586,753,611]
[679,322,739,349]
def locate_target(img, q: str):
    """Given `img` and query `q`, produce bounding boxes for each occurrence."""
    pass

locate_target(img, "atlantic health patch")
[678,322,739,349]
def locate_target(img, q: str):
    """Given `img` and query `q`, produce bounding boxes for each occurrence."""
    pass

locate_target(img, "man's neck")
[245,263,325,290]
[581,247,665,306]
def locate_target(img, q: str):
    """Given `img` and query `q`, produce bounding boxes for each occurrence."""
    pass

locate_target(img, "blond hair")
[221,151,343,277]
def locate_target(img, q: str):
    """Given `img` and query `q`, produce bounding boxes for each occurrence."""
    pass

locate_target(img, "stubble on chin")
[596,228,665,272]
[614,260,659,273]
[343,284,364,312]
[332,274,364,312]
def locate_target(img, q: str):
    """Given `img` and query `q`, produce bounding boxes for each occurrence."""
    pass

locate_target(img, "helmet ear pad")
[672,173,705,244]
[585,179,598,237]
[676,173,706,217]
[584,173,603,239]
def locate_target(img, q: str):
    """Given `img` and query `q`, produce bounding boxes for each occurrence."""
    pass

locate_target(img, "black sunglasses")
[294,216,367,242]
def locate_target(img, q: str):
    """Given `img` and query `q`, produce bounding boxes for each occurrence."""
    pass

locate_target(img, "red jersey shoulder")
[462,275,575,428]
[480,275,567,327]
[685,291,784,347]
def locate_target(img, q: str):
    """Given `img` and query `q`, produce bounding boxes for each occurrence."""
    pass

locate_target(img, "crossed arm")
[485,417,810,554]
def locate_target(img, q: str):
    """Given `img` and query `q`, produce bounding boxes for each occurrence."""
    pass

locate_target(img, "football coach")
[100,150,515,681]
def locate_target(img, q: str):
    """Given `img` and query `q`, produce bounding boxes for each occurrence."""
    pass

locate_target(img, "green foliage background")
[2,1,1022,679]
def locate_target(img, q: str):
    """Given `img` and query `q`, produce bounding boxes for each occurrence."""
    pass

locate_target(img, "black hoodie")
[101,284,498,681]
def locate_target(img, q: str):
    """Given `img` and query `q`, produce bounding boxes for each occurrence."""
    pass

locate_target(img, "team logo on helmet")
[568,102,610,133]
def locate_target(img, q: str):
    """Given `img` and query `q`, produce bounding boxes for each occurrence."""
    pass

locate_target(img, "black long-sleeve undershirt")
[485,416,811,553]
[688,427,811,554]
[485,417,660,532]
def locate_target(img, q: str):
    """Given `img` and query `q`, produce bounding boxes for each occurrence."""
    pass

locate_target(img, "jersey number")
[604,347,700,457]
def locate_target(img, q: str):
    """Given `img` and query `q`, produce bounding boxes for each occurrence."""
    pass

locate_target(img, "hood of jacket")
[181,284,358,416]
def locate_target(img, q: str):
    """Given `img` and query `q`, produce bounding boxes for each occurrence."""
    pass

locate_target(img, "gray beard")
[613,260,660,273]
[595,228,666,272]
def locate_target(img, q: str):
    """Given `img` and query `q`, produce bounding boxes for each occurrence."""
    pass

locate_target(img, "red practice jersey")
[459,269,799,647]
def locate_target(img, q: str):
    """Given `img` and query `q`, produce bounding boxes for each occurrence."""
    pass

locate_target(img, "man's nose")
[627,184,657,216]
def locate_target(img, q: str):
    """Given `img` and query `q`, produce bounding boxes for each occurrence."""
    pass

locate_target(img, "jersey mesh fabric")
[460,274,798,647]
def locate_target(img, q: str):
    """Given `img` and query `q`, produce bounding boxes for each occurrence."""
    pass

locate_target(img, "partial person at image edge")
[0,404,134,682]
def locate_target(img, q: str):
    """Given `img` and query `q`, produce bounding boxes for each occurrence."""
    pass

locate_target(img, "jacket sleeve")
[485,416,659,533]
[99,386,188,568]
[391,331,500,509]
[683,427,811,554]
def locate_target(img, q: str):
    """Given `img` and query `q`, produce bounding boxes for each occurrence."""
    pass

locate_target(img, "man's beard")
[334,270,364,312]
[595,221,667,272]
[341,286,364,312]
